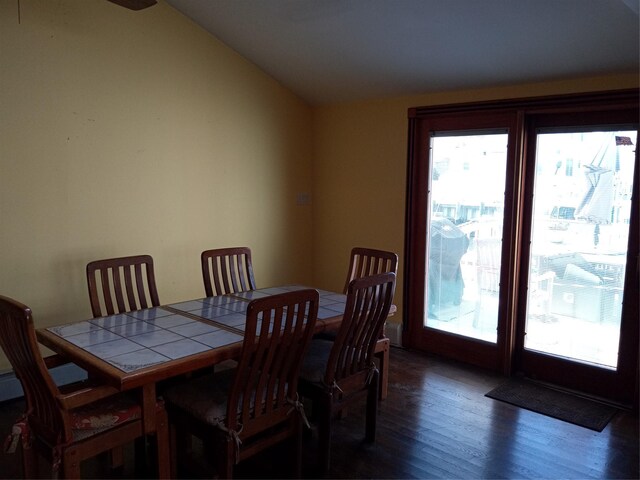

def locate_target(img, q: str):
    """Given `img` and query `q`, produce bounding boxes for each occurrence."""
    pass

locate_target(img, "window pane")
[425,133,508,343]
[525,130,636,368]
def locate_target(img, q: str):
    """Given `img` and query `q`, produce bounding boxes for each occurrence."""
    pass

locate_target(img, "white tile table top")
[45,286,346,374]
[47,307,243,373]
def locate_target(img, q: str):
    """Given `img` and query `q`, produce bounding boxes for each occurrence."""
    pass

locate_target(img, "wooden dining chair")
[320,247,398,400]
[86,254,160,318]
[0,295,170,479]
[298,272,396,474]
[85,254,162,469]
[163,289,319,478]
[342,247,398,294]
[201,247,257,297]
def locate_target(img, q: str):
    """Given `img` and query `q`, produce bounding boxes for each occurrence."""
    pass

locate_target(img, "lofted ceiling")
[164,0,640,105]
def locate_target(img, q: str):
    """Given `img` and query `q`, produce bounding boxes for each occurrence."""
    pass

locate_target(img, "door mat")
[485,378,618,432]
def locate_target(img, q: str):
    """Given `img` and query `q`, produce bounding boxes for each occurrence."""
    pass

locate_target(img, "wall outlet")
[296,192,311,205]
[386,322,403,347]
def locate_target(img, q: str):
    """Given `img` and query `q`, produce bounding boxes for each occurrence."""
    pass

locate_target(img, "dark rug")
[486,378,618,432]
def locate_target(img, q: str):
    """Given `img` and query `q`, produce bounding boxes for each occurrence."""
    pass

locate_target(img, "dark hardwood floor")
[1,347,638,479]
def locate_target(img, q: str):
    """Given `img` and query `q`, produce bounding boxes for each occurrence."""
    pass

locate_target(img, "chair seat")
[163,370,234,427]
[300,339,333,386]
[310,332,390,400]
[70,394,142,441]
[163,369,290,428]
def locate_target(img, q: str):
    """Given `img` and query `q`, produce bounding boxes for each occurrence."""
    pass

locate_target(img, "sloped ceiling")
[165,0,639,105]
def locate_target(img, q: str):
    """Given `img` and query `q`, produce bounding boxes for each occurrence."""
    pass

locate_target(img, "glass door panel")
[426,133,508,343]
[525,130,637,368]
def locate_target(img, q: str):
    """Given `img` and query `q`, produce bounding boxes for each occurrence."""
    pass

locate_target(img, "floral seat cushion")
[70,394,142,441]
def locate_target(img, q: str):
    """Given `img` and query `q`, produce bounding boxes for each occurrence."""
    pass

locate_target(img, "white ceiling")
[165,0,639,105]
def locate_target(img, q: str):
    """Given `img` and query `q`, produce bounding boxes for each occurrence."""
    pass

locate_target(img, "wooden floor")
[1,347,638,479]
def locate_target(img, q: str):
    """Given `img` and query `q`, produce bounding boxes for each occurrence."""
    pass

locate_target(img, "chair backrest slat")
[343,247,398,294]
[134,263,149,309]
[327,273,396,389]
[227,289,318,438]
[117,266,132,312]
[99,269,116,313]
[201,247,257,297]
[87,255,160,317]
[121,265,136,310]
[0,296,71,445]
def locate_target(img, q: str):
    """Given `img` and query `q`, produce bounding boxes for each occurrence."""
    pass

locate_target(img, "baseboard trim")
[0,364,87,403]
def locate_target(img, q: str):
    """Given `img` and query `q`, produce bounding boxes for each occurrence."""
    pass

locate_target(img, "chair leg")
[109,446,124,470]
[62,447,81,479]
[317,393,333,475]
[134,436,147,476]
[293,417,303,478]
[169,422,178,479]
[365,371,379,443]
[216,436,235,479]
[169,417,197,478]
[155,409,171,479]
[21,443,37,479]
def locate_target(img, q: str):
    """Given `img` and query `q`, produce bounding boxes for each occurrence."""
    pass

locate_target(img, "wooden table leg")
[141,383,157,434]
[375,337,390,401]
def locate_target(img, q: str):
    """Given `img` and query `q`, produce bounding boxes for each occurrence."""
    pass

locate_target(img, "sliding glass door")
[517,110,639,403]
[405,91,639,404]
[404,111,519,370]
[524,130,635,367]
[426,132,508,344]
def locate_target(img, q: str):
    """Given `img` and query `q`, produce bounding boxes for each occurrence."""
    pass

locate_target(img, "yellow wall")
[311,74,639,323]
[1,0,637,374]
[0,0,314,371]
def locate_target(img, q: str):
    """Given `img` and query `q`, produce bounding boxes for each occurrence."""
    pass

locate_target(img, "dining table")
[36,285,350,436]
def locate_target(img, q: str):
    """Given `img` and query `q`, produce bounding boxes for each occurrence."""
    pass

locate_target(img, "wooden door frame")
[404,109,521,372]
